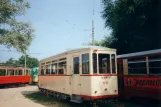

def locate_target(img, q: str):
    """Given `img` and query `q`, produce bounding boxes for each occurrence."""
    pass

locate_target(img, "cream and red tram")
[117,49,161,100]
[38,46,118,103]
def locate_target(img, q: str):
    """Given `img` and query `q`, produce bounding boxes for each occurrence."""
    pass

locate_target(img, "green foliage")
[101,0,161,54]
[5,57,20,66]
[4,55,39,68]
[18,55,39,68]
[0,0,34,53]
[87,40,103,46]
[86,36,115,48]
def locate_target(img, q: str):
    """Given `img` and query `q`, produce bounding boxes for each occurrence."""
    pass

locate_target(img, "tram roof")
[40,46,116,62]
[117,48,161,59]
[66,46,116,52]
[0,66,31,70]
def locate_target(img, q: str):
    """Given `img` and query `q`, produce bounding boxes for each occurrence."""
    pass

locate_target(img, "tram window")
[128,62,147,74]
[98,54,110,74]
[73,57,79,74]
[16,70,23,75]
[46,69,50,74]
[51,64,57,74]
[19,70,23,75]
[58,67,63,74]
[148,55,161,74]
[8,70,14,75]
[82,54,89,74]
[26,70,30,75]
[15,70,22,75]
[128,57,147,74]
[41,69,44,75]
[149,61,161,74]
[93,53,97,74]
[58,61,66,74]
[15,70,18,75]
[41,66,45,75]
[46,65,50,74]
[111,54,116,74]
[0,69,6,76]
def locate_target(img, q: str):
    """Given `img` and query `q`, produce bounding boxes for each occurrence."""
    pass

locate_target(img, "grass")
[24,91,148,107]
[23,91,94,107]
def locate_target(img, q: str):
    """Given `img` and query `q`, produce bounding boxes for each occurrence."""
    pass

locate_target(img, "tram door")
[117,60,124,96]
[71,56,81,95]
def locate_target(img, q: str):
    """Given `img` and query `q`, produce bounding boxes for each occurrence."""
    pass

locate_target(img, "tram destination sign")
[134,78,161,87]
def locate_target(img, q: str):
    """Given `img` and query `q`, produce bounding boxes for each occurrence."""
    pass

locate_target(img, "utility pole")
[92,0,95,46]
[25,50,26,74]
[92,20,94,46]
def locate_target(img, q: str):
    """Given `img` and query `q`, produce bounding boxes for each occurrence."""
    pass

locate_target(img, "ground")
[0,85,116,107]
[0,85,160,107]
[0,85,45,107]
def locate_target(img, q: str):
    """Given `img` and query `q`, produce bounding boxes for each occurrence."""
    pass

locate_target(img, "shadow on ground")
[22,91,161,107]
[22,91,94,107]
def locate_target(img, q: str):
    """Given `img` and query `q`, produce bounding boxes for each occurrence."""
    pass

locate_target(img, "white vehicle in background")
[38,46,118,103]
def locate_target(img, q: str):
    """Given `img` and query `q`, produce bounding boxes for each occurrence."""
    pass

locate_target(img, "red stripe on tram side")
[38,74,117,76]
[80,74,117,76]
[38,74,71,76]
[80,94,119,100]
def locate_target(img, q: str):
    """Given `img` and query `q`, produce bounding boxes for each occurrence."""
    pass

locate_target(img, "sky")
[0,0,111,62]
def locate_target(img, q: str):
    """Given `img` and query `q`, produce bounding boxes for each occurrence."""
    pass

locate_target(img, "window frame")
[82,53,90,74]
[111,54,116,74]
[51,63,57,74]
[46,65,51,75]
[58,61,66,74]
[93,53,97,74]
[148,55,161,75]
[98,53,111,74]
[0,69,6,76]
[127,57,147,75]
[73,56,80,74]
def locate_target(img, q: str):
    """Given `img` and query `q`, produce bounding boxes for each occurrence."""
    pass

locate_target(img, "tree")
[5,57,20,66]
[86,36,115,48]
[87,40,103,46]
[101,0,161,54]
[3,55,39,68]
[0,0,34,53]
[18,55,39,68]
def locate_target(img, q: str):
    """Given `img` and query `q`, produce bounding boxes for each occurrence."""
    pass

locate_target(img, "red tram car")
[117,49,161,100]
[0,66,31,87]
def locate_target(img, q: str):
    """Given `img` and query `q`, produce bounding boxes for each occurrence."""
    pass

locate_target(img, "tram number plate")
[101,76,108,79]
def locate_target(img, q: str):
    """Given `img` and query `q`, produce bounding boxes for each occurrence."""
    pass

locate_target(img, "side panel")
[124,75,161,100]
[91,76,118,97]
[72,75,81,94]
[39,75,71,94]
[80,76,91,96]
[0,76,30,84]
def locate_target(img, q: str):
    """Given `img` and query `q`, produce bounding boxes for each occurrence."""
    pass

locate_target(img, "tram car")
[0,66,31,87]
[30,67,38,84]
[38,46,118,103]
[117,48,161,100]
